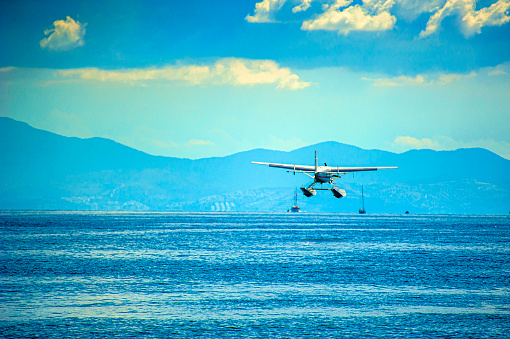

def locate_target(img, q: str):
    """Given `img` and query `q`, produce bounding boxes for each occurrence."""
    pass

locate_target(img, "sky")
[1,0,509,159]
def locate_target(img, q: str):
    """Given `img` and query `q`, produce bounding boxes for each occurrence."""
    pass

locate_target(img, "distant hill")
[1,117,509,214]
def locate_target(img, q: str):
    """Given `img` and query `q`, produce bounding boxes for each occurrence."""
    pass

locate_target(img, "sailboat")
[290,189,301,213]
[359,185,366,214]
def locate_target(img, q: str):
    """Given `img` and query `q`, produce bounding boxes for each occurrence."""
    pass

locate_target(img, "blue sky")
[1,0,509,159]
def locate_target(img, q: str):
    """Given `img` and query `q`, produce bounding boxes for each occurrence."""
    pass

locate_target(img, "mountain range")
[1,117,509,214]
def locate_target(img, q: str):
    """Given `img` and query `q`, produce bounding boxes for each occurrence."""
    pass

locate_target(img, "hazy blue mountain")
[1,117,509,214]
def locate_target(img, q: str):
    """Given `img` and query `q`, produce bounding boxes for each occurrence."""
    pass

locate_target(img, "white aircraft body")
[252,151,397,198]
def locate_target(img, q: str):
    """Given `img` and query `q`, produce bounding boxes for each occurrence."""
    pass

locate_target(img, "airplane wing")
[251,162,316,172]
[325,166,397,173]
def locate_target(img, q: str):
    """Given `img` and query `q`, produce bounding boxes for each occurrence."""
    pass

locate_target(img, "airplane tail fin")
[315,150,318,172]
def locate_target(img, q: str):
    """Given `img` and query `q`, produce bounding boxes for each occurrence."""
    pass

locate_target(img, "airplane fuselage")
[314,167,333,183]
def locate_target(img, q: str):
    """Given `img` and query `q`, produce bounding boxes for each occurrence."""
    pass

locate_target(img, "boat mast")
[361,185,364,210]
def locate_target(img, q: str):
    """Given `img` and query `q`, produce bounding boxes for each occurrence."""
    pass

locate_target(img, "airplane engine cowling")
[332,188,346,198]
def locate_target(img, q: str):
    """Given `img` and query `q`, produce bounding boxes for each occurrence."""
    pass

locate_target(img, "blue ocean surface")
[0,211,509,338]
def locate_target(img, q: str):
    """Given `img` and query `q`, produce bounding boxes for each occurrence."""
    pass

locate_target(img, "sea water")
[0,211,509,338]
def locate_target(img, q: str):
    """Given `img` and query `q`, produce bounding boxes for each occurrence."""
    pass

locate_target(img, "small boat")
[359,185,366,214]
[290,189,301,212]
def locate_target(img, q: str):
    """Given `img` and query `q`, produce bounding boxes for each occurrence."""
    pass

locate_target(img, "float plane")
[252,151,397,198]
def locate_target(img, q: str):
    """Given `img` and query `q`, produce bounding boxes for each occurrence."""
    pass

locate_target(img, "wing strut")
[315,150,318,172]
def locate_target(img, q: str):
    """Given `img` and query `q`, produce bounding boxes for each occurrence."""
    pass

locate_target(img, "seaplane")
[252,151,397,198]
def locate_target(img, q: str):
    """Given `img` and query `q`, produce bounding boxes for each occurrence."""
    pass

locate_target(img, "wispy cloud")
[0,67,16,72]
[40,16,86,51]
[393,135,510,159]
[268,135,307,151]
[362,71,476,86]
[186,139,215,147]
[362,74,427,86]
[488,65,508,76]
[57,58,311,90]
[394,0,445,21]
[35,109,93,139]
[420,0,510,38]
[394,136,440,149]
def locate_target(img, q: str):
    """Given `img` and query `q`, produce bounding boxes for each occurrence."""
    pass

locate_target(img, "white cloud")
[0,67,16,72]
[36,110,93,139]
[57,58,310,90]
[130,136,213,156]
[394,136,440,149]
[243,0,510,38]
[420,0,510,38]
[362,74,427,86]
[149,138,180,150]
[186,139,215,147]
[246,0,288,23]
[217,58,311,89]
[488,69,507,76]
[293,0,313,13]
[394,0,444,21]
[116,125,181,156]
[322,0,354,11]
[268,135,307,151]
[393,136,510,159]
[462,0,510,36]
[364,0,396,13]
[302,0,397,34]
[487,64,509,76]
[362,71,476,86]
[58,65,211,84]
[437,71,476,84]
[40,16,86,51]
